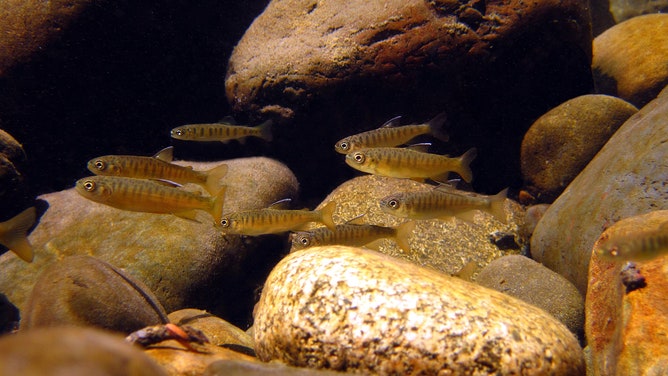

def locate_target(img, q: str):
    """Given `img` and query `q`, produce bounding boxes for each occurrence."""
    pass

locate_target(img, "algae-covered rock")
[593,14,668,107]
[0,326,167,375]
[476,255,585,339]
[531,86,668,295]
[21,255,168,333]
[586,210,668,376]
[305,175,525,276]
[0,157,299,323]
[254,246,585,375]
[520,95,637,203]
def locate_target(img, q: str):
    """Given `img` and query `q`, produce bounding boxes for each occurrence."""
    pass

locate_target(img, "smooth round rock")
[587,210,668,376]
[476,255,585,339]
[21,255,168,333]
[521,95,637,203]
[0,326,167,375]
[254,246,585,375]
[531,85,668,296]
[168,308,254,350]
[592,14,668,107]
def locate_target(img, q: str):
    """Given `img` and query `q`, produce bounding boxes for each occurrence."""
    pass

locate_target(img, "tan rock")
[168,308,254,351]
[0,326,167,375]
[21,255,168,333]
[204,359,348,375]
[531,85,668,295]
[254,246,585,375]
[520,95,637,203]
[0,157,299,319]
[299,175,525,276]
[586,210,668,376]
[593,14,668,107]
[144,340,255,376]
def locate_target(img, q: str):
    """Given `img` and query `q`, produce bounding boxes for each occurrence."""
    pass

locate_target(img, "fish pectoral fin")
[173,210,203,223]
[153,146,175,162]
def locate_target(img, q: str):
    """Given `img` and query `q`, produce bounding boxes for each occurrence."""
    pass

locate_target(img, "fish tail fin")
[319,201,337,231]
[210,186,227,225]
[427,112,449,142]
[0,207,36,262]
[258,120,273,142]
[395,220,416,252]
[456,147,477,183]
[489,188,509,224]
[204,163,229,195]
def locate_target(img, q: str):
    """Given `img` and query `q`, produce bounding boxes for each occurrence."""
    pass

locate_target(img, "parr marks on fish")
[75,176,225,224]
[345,147,477,183]
[291,221,416,252]
[170,120,272,143]
[335,112,449,154]
[219,201,337,236]
[0,207,36,262]
[596,222,668,261]
[380,187,508,224]
[87,147,228,195]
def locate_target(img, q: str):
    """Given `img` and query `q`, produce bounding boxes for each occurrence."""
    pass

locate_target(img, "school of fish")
[5,114,516,263]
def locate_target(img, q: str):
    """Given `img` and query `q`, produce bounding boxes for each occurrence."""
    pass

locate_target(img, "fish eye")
[300,236,310,246]
[83,180,96,191]
[353,152,365,163]
[94,160,106,171]
[388,199,400,209]
[610,246,619,257]
[339,141,349,151]
[172,129,183,136]
[220,219,230,227]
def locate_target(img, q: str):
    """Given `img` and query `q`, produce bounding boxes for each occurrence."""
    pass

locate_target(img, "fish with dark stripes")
[345,147,477,183]
[290,221,416,252]
[170,120,272,143]
[335,113,449,154]
[218,201,337,235]
[75,176,226,224]
[87,147,228,195]
[596,222,668,261]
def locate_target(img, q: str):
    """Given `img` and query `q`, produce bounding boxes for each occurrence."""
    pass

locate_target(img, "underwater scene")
[0,0,667,375]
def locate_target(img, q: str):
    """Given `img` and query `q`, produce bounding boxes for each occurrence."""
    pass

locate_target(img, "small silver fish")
[596,222,668,261]
[345,147,477,183]
[0,207,36,262]
[335,113,449,154]
[87,147,228,195]
[218,201,337,236]
[380,187,508,224]
[75,176,226,224]
[291,221,416,252]
[170,120,272,143]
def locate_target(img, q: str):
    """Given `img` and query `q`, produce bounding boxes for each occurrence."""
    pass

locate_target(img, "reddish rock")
[586,210,668,376]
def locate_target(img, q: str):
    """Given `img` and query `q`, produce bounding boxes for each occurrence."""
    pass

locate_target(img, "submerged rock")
[168,308,254,351]
[593,14,668,108]
[204,359,346,376]
[476,255,585,340]
[301,175,526,276]
[0,157,299,324]
[586,210,668,376]
[0,326,167,375]
[255,246,584,375]
[21,255,168,333]
[531,85,668,295]
[520,95,637,203]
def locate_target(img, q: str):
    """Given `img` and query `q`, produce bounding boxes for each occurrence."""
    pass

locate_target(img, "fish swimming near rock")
[596,222,668,261]
[75,176,226,224]
[334,112,450,154]
[345,147,477,183]
[379,187,508,224]
[170,119,273,143]
[218,201,337,236]
[87,147,228,195]
[290,221,416,252]
[0,207,36,262]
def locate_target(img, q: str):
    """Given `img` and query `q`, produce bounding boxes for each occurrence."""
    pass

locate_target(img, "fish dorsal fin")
[153,146,174,162]
[345,213,367,225]
[268,198,292,209]
[405,143,431,153]
[380,115,402,128]
[218,115,237,125]
[433,181,460,193]
[153,179,182,188]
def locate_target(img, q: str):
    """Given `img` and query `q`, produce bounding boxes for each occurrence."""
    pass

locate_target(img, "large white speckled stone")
[254,246,585,375]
